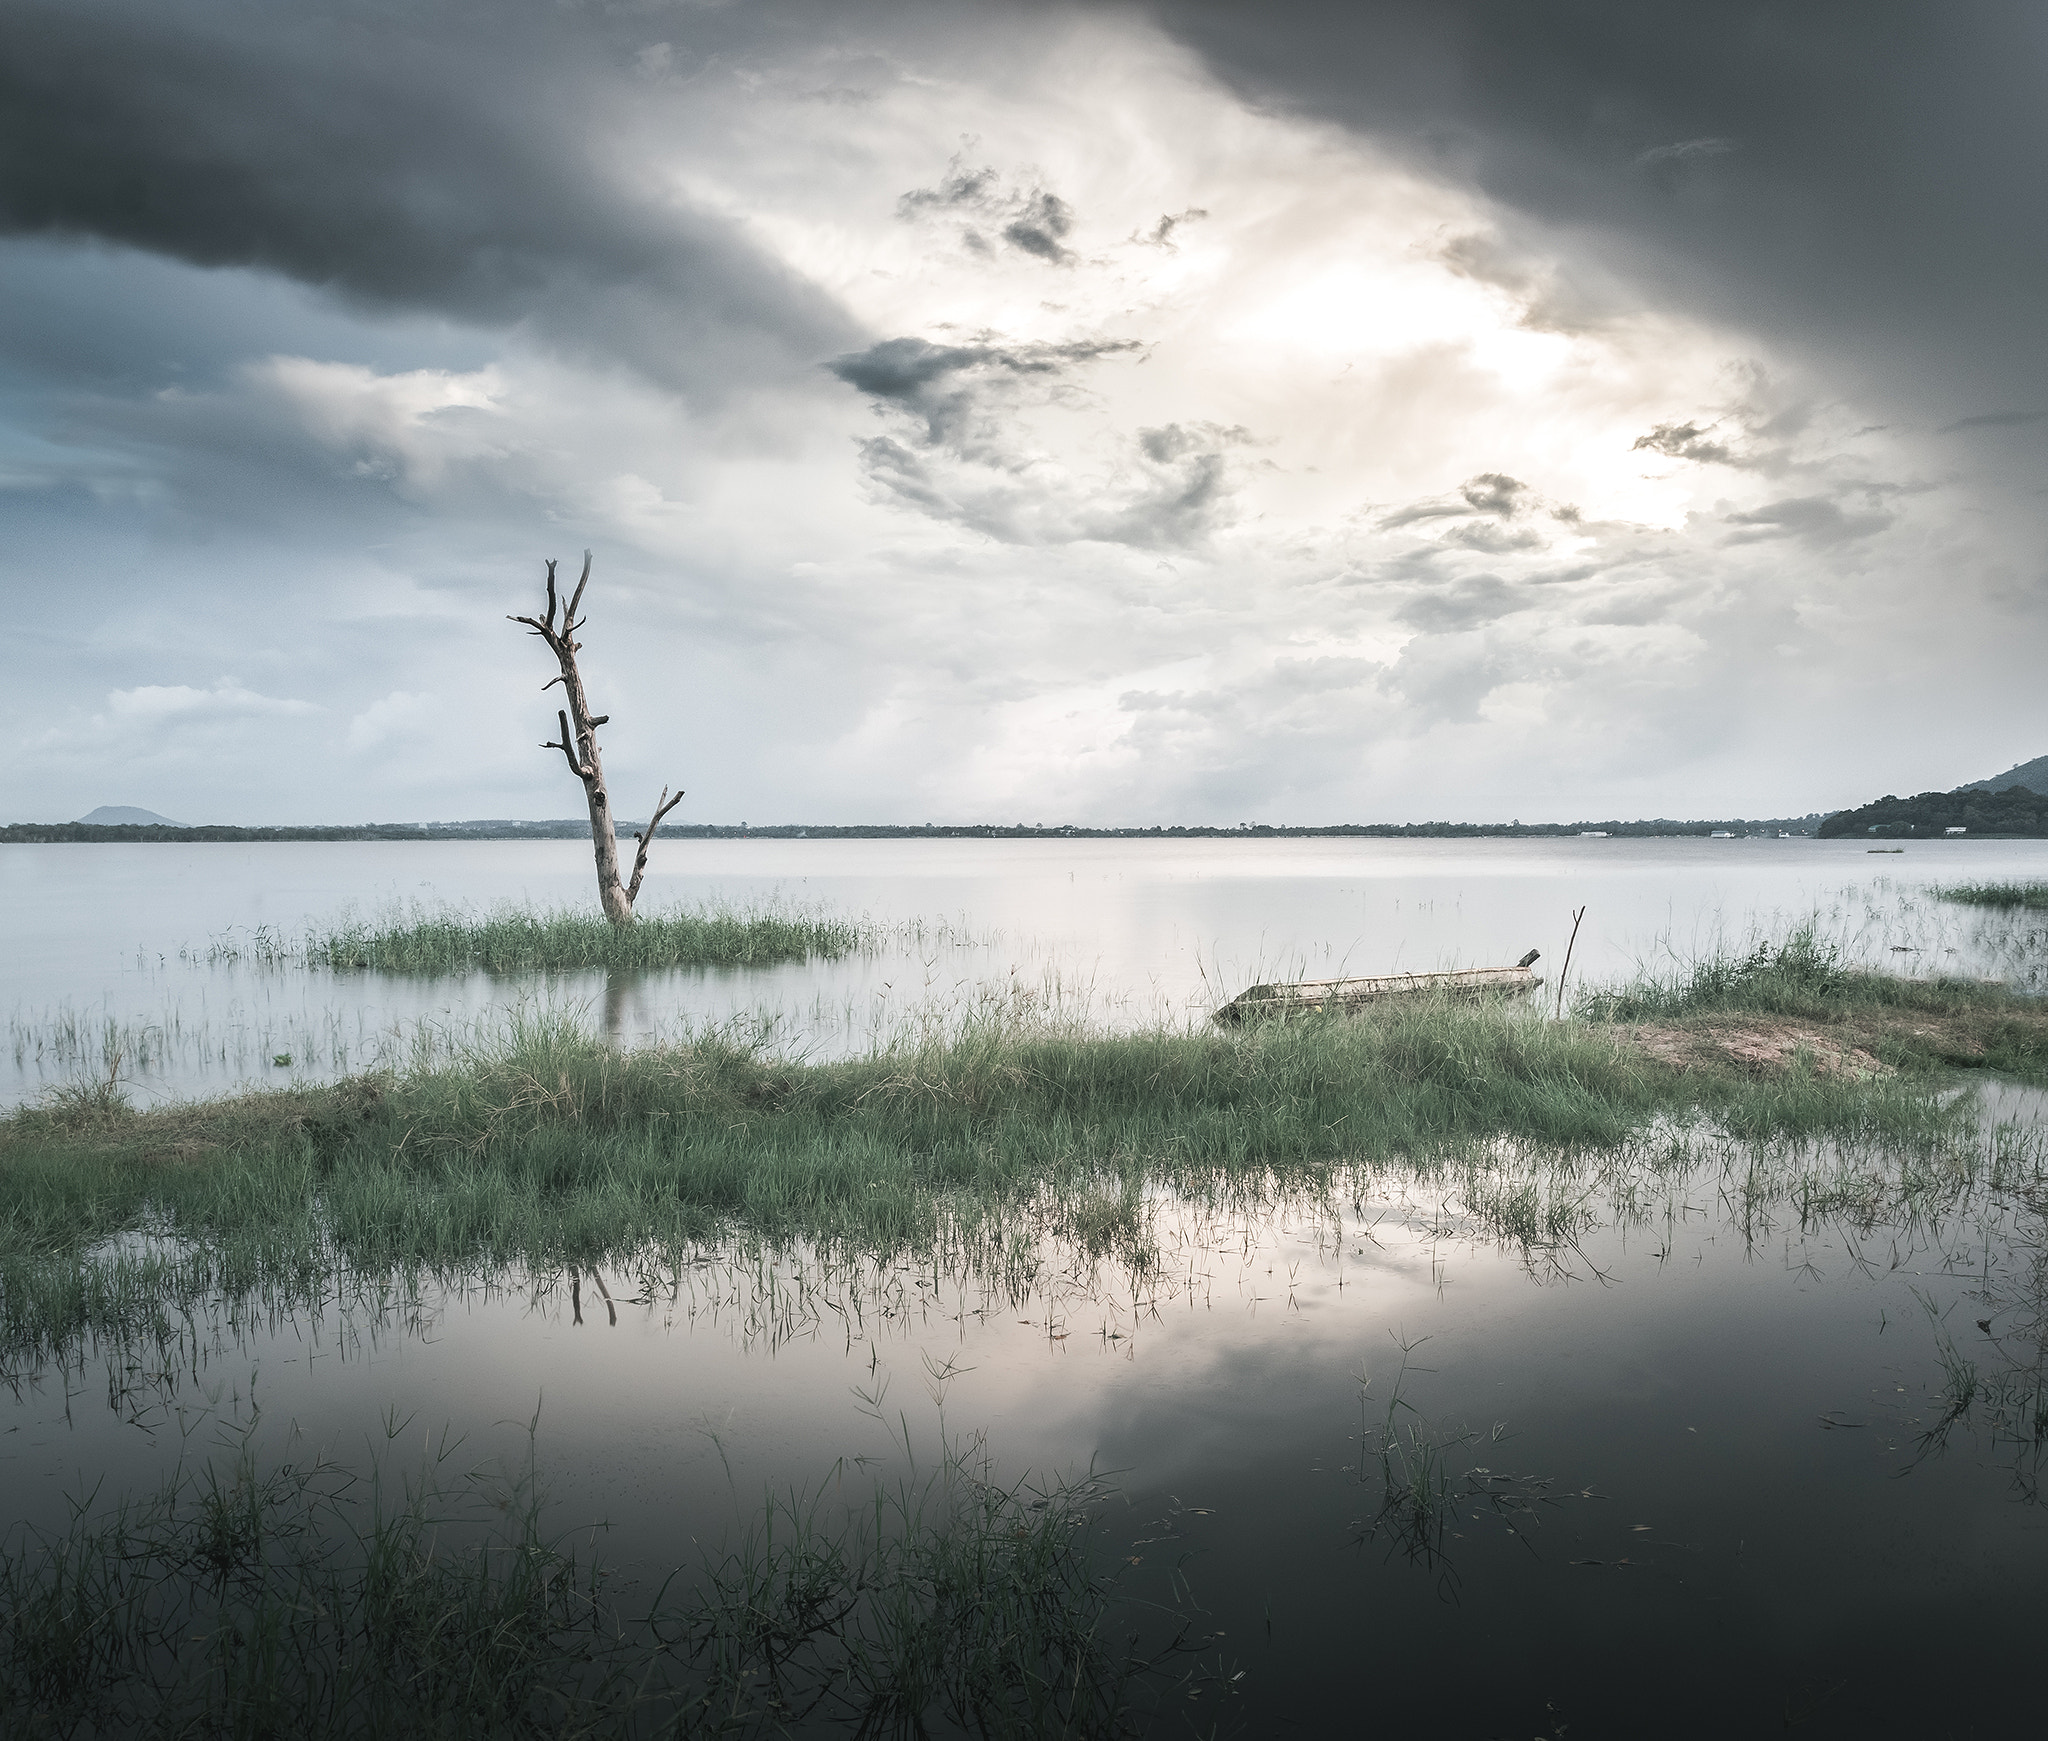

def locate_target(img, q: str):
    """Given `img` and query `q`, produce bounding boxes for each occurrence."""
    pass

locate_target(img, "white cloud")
[247,357,508,489]
[346,689,436,752]
[101,679,320,727]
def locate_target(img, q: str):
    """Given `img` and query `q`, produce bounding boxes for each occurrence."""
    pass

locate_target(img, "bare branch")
[542,708,589,779]
[566,549,593,629]
[543,559,560,633]
[541,675,564,691]
[625,784,686,906]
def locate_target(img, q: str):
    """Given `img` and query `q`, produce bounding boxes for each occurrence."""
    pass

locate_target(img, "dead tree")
[510,552,683,924]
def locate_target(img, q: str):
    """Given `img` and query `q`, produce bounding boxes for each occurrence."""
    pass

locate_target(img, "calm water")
[5,1117,2046,1736]
[6,834,2048,1108]
[5,836,2048,1735]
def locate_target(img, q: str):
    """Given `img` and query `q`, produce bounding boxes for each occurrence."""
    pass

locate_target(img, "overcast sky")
[4,0,2045,825]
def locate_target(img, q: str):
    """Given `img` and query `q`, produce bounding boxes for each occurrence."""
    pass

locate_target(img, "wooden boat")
[1214,950,1542,1023]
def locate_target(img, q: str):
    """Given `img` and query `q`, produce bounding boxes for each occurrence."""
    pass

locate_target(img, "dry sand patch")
[1627,1018,1893,1080]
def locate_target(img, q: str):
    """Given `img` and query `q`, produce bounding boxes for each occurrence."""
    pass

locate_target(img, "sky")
[4,0,2045,826]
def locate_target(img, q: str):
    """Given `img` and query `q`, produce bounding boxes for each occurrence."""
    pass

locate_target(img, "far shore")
[3,815,1838,845]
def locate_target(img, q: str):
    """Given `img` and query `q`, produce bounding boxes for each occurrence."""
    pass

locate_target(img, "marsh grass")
[8,1000,461,1088]
[1935,880,2048,911]
[1580,928,1859,1019]
[0,988,2010,1369]
[1580,926,2048,1080]
[202,900,871,975]
[0,1415,1163,1739]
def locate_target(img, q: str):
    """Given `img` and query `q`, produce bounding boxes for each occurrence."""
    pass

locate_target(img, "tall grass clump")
[291,901,868,975]
[1576,921,2048,1081]
[1934,880,2048,911]
[1582,927,1855,1021]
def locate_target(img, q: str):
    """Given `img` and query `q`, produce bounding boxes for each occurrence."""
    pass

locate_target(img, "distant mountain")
[1818,783,2048,838]
[75,805,181,826]
[1962,753,2048,795]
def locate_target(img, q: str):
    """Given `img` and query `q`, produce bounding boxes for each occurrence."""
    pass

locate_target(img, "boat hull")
[1214,964,1543,1023]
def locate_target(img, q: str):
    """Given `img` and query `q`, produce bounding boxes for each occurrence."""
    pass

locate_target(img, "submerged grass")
[1935,880,2048,911]
[0,1423,1161,1738]
[0,982,2026,1367]
[200,900,869,975]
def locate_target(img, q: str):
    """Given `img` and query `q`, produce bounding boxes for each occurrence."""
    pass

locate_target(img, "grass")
[196,900,870,975]
[1349,1342,1573,1595]
[1,978,2032,1369]
[0,1419,1166,1738]
[1579,927,1861,1019]
[1934,880,2048,911]
[1577,926,2048,1078]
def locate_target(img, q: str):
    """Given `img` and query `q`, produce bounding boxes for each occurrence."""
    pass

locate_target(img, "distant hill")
[1962,753,2048,796]
[1818,783,2048,838]
[75,805,180,826]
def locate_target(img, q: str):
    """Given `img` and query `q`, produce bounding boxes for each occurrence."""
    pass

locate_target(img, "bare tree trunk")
[510,553,684,925]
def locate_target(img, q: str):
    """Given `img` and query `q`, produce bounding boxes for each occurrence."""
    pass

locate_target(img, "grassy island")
[6,934,2044,1366]
[202,902,870,975]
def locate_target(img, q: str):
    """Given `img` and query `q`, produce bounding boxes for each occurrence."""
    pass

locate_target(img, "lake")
[7,834,2048,1109]
[4,836,2048,1735]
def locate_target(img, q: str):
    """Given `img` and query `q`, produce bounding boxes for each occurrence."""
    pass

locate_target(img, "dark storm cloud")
[1440,520,1542,554]
[1099,422,1246,544]
[1136,209,1209,248]
[1397,573,1529,632]
[0,243,498,398]
[830,334,1244,547]
[1378,472,1527,530]
[897,160,1081,265]
[828,335,1143,444]
[845,413,1242,548]
[1941,410,2048,433]
[897,165,1004,215]
[0,0,858,394]
[1634,137,1736,168]
[1001,191,1078,263]
[1722,495,1894,547]
[1152,0,2048,423]
[1459,473,1526,515]
[1632,421,1741,467]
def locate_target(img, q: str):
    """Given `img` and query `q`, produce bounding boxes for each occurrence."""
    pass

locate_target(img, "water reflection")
[601,966,637,1045]
[6,1100,2048,1732]
[569,1265,618,1327]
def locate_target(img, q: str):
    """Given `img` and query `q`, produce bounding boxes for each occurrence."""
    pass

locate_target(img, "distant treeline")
[2,815,1826,845]
[1816,783,2048,839]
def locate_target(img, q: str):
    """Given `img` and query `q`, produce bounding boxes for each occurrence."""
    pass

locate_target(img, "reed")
[1578,926,1857,1019]
[199,900,870,975]
[1933,880,2048,911]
